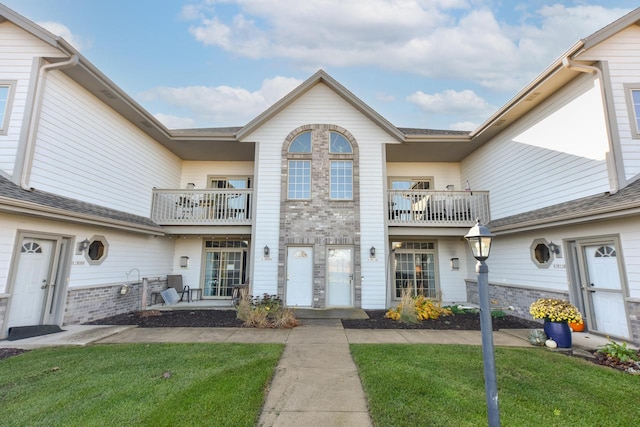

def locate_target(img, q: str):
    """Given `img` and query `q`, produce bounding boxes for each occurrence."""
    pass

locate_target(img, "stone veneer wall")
[0,297,7,329]
[278,124,361,308]
[466,280,640,344]
[64,278,167,324]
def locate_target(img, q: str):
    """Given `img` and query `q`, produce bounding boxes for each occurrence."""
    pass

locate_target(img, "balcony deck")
[151,189,252,225]
[387,190,490,227]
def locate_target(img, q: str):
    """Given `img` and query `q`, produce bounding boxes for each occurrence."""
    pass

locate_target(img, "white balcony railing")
[388,190,490,226]
[151,189,252,225]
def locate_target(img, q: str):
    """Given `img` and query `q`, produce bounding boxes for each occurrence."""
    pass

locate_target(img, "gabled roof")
[236,70,406,142]
[0,175,163,235]
[487,178,640,233]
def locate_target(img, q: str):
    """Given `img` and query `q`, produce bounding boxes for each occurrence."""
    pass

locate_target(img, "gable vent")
[525,92,541,102]
[99,89,117,100]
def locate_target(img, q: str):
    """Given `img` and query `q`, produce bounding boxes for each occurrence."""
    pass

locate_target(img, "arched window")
[289,131,312,153]
[329,132,352,153]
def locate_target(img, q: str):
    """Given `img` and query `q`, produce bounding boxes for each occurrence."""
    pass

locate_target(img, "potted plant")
[529,298,583,348]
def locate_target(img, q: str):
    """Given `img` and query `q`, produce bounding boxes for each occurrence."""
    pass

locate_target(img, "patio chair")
[167,274,191,302]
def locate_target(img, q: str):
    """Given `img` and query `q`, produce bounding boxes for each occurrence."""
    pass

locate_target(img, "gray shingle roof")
[487,179,640,231]
[0,175,162,231]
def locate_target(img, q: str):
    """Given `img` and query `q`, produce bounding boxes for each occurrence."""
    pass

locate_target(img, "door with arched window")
[578,241,630,339]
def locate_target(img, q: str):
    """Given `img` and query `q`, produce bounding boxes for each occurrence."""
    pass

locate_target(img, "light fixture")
[548,242,560,255]
[370,246,376,257]
[180,256,189,268]
[187,182,195,189]
[264,245,270,257]
[77,238,90,253]
[464,220,494,261]
[450,257,460,270]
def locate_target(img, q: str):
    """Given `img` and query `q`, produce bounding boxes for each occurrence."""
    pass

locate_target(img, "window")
[624,85,640,138]
[392,242,437,299]
[329,132,352,153]
[85,235,109,265]
[530,238,552,268]
[330,160,353,199]
[0,82,15,135]
[289,132,312,153]
[288,160,311,199]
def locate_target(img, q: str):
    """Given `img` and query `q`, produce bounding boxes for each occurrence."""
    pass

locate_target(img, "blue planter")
[544,320,572,348]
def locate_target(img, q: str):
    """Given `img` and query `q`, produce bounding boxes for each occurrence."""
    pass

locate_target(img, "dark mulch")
[0,348,30,361]
[342,310,542,330]
[85,309,245,328]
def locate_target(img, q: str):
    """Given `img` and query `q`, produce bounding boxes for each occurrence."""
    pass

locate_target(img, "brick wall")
[278,125,361,308]
[63,278,167,324]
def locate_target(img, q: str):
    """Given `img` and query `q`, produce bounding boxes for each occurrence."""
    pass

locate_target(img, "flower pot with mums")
[529,298,583,348]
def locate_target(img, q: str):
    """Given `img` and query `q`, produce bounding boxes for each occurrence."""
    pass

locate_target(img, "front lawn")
[0,343,283,426]
[351,344,640,427]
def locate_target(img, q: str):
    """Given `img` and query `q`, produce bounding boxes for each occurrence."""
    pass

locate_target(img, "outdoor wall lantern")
[370,246,376,257]
[548,241,560,255]
[450,257,460,270]
[264,245,270,257]
[180,256,189,268]
[464,220,500,427]
[77,238,90,253]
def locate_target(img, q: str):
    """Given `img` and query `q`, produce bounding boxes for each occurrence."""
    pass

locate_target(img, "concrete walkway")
[0,320,615,427]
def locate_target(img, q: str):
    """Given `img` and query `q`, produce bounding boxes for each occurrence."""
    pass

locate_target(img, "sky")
[2,0,637,131]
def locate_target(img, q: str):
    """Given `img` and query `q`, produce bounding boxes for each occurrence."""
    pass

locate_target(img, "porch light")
[264,245,270,257]
[180,256,189,268]
[548,241,560,255]
[370,246,376,257]
[464,220,494,261]
[77,238,90,253]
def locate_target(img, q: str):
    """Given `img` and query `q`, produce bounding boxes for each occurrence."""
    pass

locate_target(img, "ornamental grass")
[529,298,583,324]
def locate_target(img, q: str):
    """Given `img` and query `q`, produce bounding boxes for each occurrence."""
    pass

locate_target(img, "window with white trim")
[330,160,353,199]
[288,160,311,199]
[624,84,640,138]
[0,82,16,135]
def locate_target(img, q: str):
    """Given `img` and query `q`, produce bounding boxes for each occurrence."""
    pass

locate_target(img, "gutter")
[20,54,79,191]
[561,57,620,194]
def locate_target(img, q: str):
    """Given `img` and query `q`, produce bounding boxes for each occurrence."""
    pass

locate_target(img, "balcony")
[151,189,252,225]
[388,190,490,226]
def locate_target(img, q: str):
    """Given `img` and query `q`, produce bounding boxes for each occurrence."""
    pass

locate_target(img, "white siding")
[181,161,254,188]
[242,83,395,308]
[486,217,640,299]
[0,22,64,176]
[462,74,610,219]
[437,238,471,303]
[578,26,640,181]
[29,71,181,217]
[0,212,174,294]
[386,162,461,189]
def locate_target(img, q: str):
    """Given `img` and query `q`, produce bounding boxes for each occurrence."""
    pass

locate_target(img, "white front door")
[7,238,59,329]
[286,246,313,307]
[327,247,353,307]
[583,244,630,339]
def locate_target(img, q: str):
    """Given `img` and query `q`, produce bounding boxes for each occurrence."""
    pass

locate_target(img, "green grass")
[351,344,640,427]
[0,343,283,427]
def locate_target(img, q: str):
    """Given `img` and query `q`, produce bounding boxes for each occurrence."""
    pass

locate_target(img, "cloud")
[153,113,196,130]
[139,76,302,127]
[408,89,493,115]
[183,1,631,91]
[37,21,89,52]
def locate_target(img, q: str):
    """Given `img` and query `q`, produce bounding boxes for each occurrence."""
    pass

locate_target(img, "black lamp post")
[464,220,500,427]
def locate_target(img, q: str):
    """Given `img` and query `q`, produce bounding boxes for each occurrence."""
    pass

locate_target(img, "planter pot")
[568,321,585,332]
[543,320,572,348]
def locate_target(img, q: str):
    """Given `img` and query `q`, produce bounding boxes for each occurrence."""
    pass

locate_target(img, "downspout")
[20,54,79,191]
[561,57,620,194]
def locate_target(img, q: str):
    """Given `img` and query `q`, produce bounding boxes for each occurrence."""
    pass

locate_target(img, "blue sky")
[3,0,636,130]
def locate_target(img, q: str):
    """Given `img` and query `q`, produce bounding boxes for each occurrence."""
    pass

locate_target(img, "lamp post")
[464,220,500,427]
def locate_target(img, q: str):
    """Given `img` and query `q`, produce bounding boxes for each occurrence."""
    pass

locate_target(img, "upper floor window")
[0,82,16,135]
[329,132,352,153]
[289,131,312,153]
[288,160,311,199]
[624,85,640,138]
[330,160,353,200]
